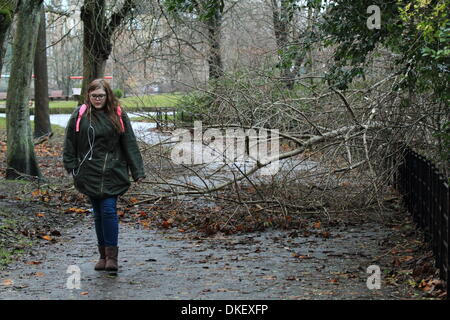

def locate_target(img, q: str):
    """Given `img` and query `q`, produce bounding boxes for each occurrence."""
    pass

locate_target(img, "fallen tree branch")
[34,132,53,145]
[132,123,381,206]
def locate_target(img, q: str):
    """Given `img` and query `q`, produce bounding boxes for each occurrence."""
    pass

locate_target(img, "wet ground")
[0,213,415,300]
[0,117,437,300]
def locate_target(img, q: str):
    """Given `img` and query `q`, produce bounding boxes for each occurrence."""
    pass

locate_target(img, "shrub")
[175,91,213,123]
[113,89,123,99]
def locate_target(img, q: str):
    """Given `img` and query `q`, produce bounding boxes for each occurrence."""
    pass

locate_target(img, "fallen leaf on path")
[419,278,443,292]
[138,211,147,217]
[292,253,312,259]
[161,218,174,228]
[35,213,45,217]
[129,197,138,204]
[41,235,52,241]
[31,190,42,197]
[399,256,414,262]
[321,231,331,238]
[64,207,89,214]
[139,220,150,228]
[2,280,13,286]
[25,261,42,265]
[80,292,89,295]
[35,272,45,277]
[328,279,339,283]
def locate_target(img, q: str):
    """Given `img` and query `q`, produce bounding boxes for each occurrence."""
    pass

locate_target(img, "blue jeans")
[89,196,119,247]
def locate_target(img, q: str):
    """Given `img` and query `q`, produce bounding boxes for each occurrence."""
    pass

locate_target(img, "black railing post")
[407,150,413,222]
[433,167,441,270]
[418,155,424,233]
[395,146,449,299]
[156,109,161,129]
[443,180,449,297]
[425,159,432,242]
[439,177,446,280]
[428,160,434,253]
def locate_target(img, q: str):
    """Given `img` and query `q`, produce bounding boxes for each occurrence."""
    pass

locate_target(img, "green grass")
[0,117,65,135]
[0,249,13,267]
[120,93,183,108]
[48,100,79,109]
[0,216,18,268]
[0,93,184,114]
[47,123,66,136]
[46,93,184,109]
[0,218,17,230]
[0,219,32,270]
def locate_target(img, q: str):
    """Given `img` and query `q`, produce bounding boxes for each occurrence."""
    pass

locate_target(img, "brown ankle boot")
[95,246,106,271]
[105,246,119,271]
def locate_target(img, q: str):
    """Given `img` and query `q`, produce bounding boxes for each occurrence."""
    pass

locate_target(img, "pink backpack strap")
[75,104,125,132]
[117,105,125,132]
[75,104,87,132]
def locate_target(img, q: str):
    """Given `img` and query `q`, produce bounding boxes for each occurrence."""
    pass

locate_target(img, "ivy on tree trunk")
[0,1,17,73]
[5,0,43,180]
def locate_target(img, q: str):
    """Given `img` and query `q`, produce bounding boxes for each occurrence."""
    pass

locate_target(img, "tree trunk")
[79,0,135,105]
[271,0,296,89]
[0,1,17,73]
[206,10,223,80]
[5,0,43,180]
[34,6,51,138]
[306,5,317,85]
[79,0,107,105]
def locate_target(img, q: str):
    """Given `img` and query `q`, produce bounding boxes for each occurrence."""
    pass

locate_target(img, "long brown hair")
[84,79,123,133]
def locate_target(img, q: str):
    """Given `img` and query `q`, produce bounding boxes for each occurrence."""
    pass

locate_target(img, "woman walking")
[63,79,145,272]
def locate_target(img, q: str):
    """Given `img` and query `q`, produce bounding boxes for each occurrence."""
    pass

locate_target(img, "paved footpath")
[0,218,411,300]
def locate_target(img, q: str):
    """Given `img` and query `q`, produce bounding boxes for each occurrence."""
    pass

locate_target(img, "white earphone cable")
[72,108,95,176]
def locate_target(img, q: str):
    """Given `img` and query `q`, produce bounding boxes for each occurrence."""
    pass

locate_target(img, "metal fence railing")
[395,147,449,297]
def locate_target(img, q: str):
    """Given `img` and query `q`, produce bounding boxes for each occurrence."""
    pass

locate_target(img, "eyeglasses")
[90,94,106,100]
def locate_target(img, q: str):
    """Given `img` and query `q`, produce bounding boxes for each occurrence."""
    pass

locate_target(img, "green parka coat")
[63,106,145,198]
